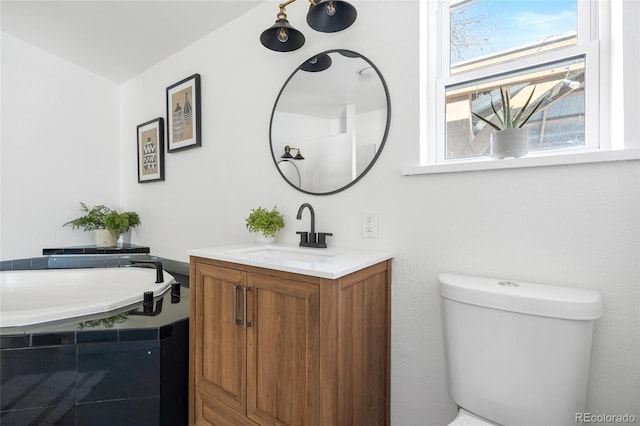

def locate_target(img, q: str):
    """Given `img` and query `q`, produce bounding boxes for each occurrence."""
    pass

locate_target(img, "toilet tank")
[439,273,603,426]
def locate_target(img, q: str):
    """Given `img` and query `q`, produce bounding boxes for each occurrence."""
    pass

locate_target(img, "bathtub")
[0,267,175,328]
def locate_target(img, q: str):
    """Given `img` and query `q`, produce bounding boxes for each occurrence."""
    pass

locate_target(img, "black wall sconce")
[260,0,357,52]
[281,145,305,160]
[299,53,332,72]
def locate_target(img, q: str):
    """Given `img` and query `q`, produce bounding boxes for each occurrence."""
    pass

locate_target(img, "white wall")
[2,1,639,425]
[1,33,120,259]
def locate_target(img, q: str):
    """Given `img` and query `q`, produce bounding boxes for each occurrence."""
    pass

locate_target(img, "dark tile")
[103,256,122,268]
[32,333,75,347]
[76,398,159,426]
[0,405,75,425]
[42,244,150,256]
[30,257,50,270]
[62,256,100,269]
[76,330,117,344]
[1,346,76,412]
[160,319,189,426]
[55,405,77,426]
[119,328,158,341]
[78,340,160,402]
[0,260,11,271]
[159,324,174,340]
[47,257,66,269]
[0,335,30,349]
[10,258,31,270]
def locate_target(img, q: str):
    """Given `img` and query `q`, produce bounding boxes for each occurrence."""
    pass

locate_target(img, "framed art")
[137,117,165,183]
[166,73,201,152]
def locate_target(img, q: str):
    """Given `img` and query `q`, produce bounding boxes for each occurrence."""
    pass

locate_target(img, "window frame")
[409,0,639,175]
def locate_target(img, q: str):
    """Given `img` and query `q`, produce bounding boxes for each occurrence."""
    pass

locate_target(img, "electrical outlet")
[362,211,378,238]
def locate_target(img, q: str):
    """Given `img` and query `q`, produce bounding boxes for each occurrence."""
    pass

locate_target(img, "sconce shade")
[299,53,332,72]
[307,0,357,33]
[260,19,305,52]
[282,145,304,160]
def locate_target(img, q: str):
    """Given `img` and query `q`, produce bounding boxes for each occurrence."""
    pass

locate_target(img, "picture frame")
[137,117,165,183]
[166,73,201,152]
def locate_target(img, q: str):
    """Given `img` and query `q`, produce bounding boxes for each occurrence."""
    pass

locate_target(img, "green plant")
[472,85,548,131]
[64,202,140,236]
[245,206,285,238]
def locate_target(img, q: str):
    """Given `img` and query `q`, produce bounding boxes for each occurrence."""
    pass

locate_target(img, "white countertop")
[187,243,393,279]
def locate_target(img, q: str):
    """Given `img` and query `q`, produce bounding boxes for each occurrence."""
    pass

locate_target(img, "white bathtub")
[0,267,175,328]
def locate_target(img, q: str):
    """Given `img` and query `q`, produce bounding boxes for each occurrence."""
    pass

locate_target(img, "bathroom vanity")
[187,244,392,426]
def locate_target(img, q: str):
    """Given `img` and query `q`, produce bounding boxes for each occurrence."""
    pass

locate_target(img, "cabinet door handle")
[232,285,242,325]
[243,286,254,328]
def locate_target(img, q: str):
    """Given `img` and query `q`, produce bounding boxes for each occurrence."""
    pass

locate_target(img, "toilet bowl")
[448,408,496,426]
[439,273,602,426]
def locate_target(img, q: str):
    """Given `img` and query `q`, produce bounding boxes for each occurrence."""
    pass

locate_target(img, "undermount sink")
[229,245,337,263]
[187,243,393,279]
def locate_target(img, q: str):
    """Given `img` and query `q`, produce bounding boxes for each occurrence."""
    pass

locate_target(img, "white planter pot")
[94,229,117,247]
[255,234,275,244]
[491,128,529,159]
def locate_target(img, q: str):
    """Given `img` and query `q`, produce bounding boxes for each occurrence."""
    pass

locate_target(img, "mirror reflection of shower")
[270,49,390,195]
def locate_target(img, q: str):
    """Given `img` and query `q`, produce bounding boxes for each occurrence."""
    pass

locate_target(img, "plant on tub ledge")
[472,85,549,160]
[245,206,285,243]
[63,202,141,247]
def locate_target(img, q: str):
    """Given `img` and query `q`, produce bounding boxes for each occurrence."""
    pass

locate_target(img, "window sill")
[402,149,640,175]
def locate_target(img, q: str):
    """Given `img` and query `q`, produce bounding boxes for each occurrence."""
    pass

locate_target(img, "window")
[410,0,639,173]
[445,55,587,160]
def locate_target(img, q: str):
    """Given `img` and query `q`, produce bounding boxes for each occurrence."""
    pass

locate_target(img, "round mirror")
[270,49,391,195]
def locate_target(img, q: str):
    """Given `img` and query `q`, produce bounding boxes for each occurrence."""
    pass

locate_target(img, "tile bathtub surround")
[0,252,189,282]
[1,322,188,426]
[42,243,151,255]
[0,254,149,271]
[0,287,190,426]
[0,339,163,426]
[0,256,49,271]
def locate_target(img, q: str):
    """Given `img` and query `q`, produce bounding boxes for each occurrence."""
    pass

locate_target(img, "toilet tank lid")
[439,273,603,320]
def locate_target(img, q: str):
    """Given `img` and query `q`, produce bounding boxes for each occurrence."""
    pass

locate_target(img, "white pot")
[94,229,117,247]
[491,128,529,159]
[255,234,275,244]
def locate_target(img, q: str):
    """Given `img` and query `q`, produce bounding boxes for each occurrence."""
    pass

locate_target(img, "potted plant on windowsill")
[245,206,285,243]
[63,202,141,247]
[472,86,548,159]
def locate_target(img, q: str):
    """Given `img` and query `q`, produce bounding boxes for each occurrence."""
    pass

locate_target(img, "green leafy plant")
[64,202,140,236]
[472,85,548,131]
[245,206,285,238]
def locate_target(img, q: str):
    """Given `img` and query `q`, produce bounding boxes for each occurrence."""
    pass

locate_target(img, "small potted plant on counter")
[245,206,285,243]
[472,85,549,159]
[63,202,141,247]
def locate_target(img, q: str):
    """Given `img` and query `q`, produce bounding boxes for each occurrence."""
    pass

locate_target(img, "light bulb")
[326,1,336,16]
[278,27,289,43]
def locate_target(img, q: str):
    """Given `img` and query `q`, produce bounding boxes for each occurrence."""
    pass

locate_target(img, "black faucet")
[129,260,164,283]
[296,203,332,248]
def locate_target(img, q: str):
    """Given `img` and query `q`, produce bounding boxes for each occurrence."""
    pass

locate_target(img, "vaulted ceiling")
[1,1,264,83]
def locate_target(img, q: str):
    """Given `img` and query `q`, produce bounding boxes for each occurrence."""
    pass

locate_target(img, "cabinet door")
[245,273,320,426]
[193,263,246,418]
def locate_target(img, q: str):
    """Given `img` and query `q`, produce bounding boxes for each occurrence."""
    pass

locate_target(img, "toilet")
[439,273,603,426]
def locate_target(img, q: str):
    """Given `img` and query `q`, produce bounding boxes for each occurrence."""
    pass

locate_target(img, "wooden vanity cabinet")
[189,256,391,426]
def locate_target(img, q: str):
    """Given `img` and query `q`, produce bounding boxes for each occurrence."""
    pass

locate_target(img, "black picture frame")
[137,117,165,183]
[166,73,201,152]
